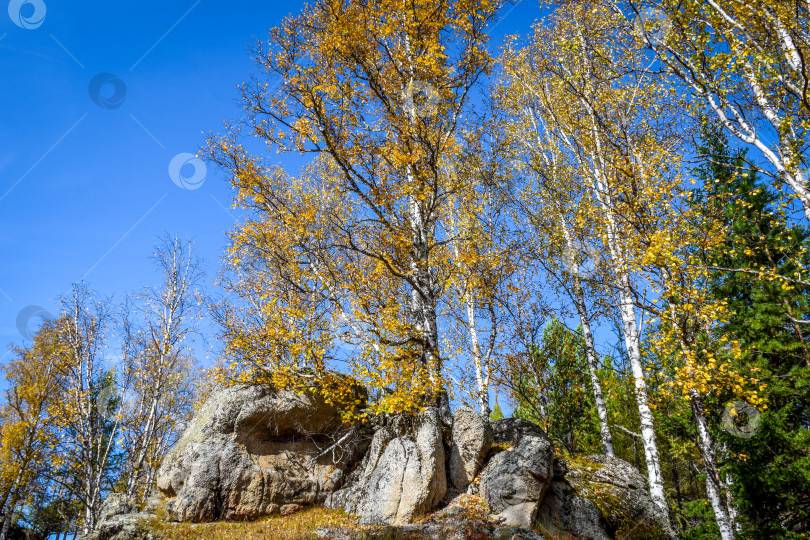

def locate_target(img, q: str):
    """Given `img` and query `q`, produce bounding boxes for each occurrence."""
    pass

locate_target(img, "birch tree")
[619,0,810,221]
[494,74,616,456]
[444,135,515,416]
[120,236,200,501]
[503,4,770,536]
[497,3,683,529]
[640,173,771,539]
[52,284,118,534]
[208,0,501,415]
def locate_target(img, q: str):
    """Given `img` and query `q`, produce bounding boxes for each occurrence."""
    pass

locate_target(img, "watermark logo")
[96,382,117,421]
[168,152,207,190]
[722,401,762,439]
[403,80,441,120]
[16,305,52,340]
[8,0,46,29]
[633,7,672,46]
[88,73,127,110]
[563,240,600,280]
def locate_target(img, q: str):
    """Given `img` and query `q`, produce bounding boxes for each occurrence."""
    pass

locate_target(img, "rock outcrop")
[156,384,361,522]
[479,434,555,528]
[448,407,493,490]
[152,384,671,538]
[561,455,669,539]
[326,408,447,525]
[318,492,547,539]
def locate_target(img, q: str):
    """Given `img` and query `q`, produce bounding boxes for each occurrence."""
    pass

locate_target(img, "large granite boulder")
[479,434,554,528]
[547,455,671,539]
[326,408,447,525]
[448,407,493,490]
[156,384,361,522]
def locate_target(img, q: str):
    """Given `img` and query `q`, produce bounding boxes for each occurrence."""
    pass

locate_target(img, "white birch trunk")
[691,391,735,540]
[448,204,491,416]
[616,280,669,524]
[559,220,615,456]
[572,279,615,457]
[580,111,671,529]
[465,287,491,415]
[403,59,442,392]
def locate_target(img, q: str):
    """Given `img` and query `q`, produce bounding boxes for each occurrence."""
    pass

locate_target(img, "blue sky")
[0,0,542,374]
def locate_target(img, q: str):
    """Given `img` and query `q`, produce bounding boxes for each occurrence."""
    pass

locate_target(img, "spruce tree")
[693,124,810,535]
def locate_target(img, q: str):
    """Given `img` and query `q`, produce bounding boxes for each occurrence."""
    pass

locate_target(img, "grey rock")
[535,479,611,540]
[491,418,545,446]
[448,407,493,490]
[81,493,156,540]
[98,493,137,521]
[397,520,545,540]
[156,384,361,522]
[326,408,446,525]
[479,434,554,528]
[563,455,670,539]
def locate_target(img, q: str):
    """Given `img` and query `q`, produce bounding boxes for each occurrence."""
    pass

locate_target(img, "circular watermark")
[402,80,440,119]
[8,0,46,29]
[563,240,600,280]
[168,152,207,190]
[799,166,809,184]
[88,73,127,110]
[721,401,761,439]
[16,305,53,340]
[633,7,672,46]
[96,382,117,421]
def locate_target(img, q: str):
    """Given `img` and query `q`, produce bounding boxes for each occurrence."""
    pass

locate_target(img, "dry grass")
[148,506,357,540]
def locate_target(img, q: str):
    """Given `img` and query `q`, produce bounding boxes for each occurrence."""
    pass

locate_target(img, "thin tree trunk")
[617,280,670,529]
[690,391,735,540]
[671,452,683,515]
[724,469,739,532]
[448,205,492,417]
[568,56,671,528]
[126,396,159,498]
[403,63,442,396]
[464,287,490,415]
[572,278,614,456]
[552,204,614,456]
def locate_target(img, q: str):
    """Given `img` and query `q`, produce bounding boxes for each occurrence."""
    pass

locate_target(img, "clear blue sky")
[0,0,542,371]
